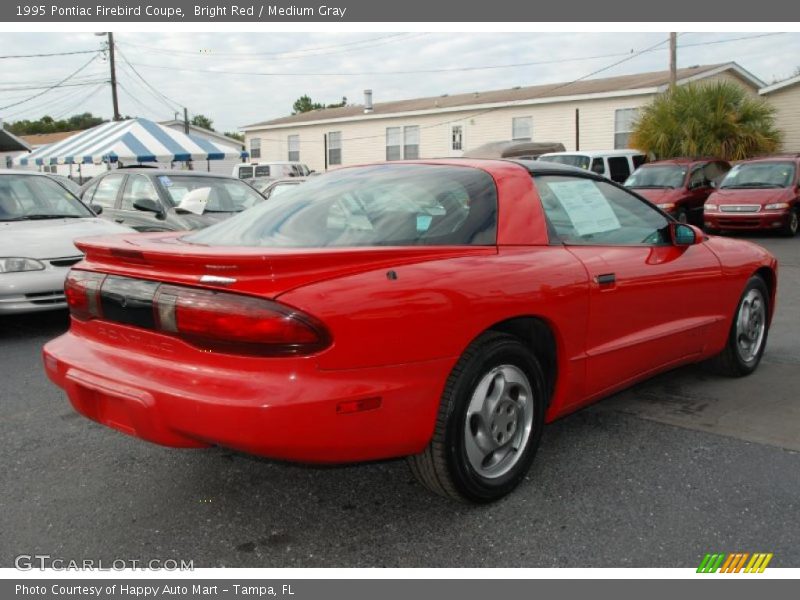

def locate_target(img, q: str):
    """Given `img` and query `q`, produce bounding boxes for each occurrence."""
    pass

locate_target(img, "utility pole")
[183,107,189,134]
[669,32,677,89]
[107,33,121,120]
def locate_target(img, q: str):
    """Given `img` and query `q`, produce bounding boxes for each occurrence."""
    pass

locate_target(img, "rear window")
[184,164,498,248]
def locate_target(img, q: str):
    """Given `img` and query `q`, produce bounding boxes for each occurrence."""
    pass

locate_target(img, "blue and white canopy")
[15,118,246,166]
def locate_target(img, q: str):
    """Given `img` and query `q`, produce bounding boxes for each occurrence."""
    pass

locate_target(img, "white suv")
[232,161,310,179]
[538,150,648,183]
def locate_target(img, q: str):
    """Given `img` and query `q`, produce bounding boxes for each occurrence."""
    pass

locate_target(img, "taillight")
[64,271,330,357]
[153,284,329,356]
[64,270,106,320]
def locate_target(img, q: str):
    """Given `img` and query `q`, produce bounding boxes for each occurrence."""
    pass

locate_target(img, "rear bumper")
[704,210,789,231]
[42,322,454,463]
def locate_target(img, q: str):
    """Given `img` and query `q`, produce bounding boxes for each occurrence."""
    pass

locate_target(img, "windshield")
[624,165,687,189]
[538,155,591,170]
[0,174,94,221]
[720,162,796,189]
[184,164,497,248]
[157,175,265,212]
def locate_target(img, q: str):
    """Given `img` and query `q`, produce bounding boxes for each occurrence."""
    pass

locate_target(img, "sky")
[1,31,799,135]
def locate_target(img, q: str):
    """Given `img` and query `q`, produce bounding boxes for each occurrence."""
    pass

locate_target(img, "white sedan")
[0,170,133,314]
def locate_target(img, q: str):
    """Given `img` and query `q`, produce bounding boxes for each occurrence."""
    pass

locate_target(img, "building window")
[614,108,640,149]
[249,137,261,159]
[287,135,300,162]
[386,127,402,161]
[328,131,342,166]
[512,117,532,141]
[404,126,420,160]
[451,125,463,152]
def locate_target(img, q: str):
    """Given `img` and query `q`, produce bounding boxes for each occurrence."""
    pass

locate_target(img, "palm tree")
[630,81,782,161]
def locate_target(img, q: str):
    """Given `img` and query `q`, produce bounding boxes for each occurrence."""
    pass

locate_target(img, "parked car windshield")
[157,175,265,212]
[719,162,796,189]
[0,174,94,221]
[538,155,591,170]
[624,165,687,189]
[184,164,498,247]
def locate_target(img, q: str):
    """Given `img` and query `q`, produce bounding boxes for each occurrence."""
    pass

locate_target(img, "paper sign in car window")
[159,176,173,187]
[178,187,210,215]
[548,180,620,237]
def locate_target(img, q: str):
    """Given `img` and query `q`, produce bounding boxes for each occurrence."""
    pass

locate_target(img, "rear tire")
[707,276,770,377]
[408,332,546,503]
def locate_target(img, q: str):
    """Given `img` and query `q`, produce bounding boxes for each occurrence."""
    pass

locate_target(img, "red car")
[624,158,730,225]
[704,156,800,236]
[43,160,777,503]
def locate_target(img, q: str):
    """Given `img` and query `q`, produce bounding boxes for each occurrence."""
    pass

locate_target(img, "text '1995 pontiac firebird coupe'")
[43,159,777,502]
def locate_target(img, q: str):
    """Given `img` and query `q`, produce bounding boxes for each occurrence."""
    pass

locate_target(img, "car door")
[84,173,126,222]
[534,173,724,397]
[117,174,173,232]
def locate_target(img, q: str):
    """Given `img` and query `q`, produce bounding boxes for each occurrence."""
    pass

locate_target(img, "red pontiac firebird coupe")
[43,159,777,502]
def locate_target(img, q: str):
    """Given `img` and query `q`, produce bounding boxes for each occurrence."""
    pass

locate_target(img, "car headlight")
[656,203,675,210]
[704,204,717,211]
[0,258,46,273]
[764,203,790,210]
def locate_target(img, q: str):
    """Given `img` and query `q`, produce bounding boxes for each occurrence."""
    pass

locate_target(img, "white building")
[242,63,764,172]
[760,74,800,152]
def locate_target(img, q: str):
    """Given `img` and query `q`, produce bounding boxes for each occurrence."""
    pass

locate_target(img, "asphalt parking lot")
[1,234,798,569]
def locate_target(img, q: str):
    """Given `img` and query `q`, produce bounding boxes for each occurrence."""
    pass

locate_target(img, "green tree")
[7,112,104,135]
[292,95,324,114]
[631,81,781,161]
[190,114,215,131]
[224,131,244,143]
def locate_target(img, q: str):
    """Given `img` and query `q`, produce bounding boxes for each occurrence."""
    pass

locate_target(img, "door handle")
[594,273,616,286]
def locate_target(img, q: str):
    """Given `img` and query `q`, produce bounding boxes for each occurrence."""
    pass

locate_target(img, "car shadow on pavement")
[0,310,69,340]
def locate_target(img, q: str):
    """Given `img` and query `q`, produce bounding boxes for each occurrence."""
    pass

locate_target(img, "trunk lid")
[74,232,496,298]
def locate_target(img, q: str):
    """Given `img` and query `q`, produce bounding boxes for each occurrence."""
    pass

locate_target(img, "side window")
[607,157,631,182]
[590,158,605,175]
[632,154,648,169]
[121,175,159,211]
[90,174,125,208]
[534,175,670,246]
[689,165,707,188]
[703,162,727,186]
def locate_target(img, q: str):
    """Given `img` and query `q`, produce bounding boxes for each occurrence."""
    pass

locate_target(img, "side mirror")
[671,223,704,247]
[89,203,103,215]
[133,198,162,213]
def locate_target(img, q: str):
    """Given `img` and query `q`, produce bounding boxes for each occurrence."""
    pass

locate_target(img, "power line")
[0,79,108,93]
[116,33,420,60]
[0,49,100,60]
[116,60,183,115]
[114,45,185,112]
[51,83,107,119]
[3,81,102,119]
[247,35,677,146]
[0,53,100,112]
[116,81,171,120]
[123,32,788,79]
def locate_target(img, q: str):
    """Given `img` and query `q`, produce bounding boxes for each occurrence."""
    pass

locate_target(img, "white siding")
[245,95,657,173]
[765,84,800,152]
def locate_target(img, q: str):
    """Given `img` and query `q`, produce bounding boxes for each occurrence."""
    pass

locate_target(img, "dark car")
[624,158,731,225]
[78,169,266,232]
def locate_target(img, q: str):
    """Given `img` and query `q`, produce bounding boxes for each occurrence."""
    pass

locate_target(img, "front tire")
[782,208,799,237]
[708,276,770,377]
[408,332,546,503]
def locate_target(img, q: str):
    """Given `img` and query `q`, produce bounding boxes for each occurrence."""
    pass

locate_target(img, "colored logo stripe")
[698,552,773,573]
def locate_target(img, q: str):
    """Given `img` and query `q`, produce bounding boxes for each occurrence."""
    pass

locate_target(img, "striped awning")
[15,118,247,166]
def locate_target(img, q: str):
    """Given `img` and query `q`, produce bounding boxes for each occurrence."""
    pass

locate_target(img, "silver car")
[0,170,133,314]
